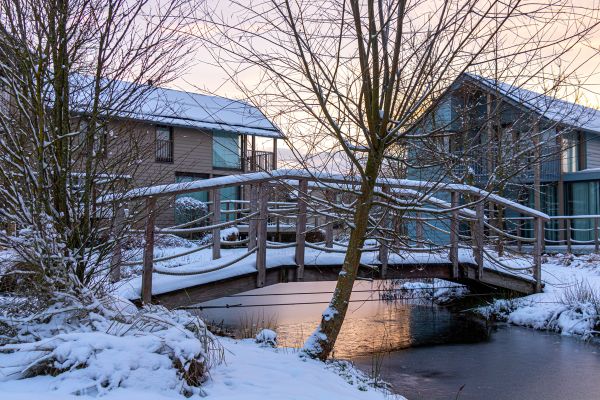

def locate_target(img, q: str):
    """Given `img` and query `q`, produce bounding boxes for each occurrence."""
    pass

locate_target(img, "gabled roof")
[71,75,283,138]
[461,73,600,134]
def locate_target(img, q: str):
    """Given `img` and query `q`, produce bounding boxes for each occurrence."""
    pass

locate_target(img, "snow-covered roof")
[70,75,282,138]
[463,73,600,134]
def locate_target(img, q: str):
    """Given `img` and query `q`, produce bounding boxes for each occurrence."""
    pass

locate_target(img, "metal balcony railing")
[246,150,274,171]
[156,139,173,163]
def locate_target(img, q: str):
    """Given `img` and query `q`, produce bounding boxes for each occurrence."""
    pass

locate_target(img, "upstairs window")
[78,119,108,157]
[562,133,584,173]
[155,126,173,163]
[213,131,241,169]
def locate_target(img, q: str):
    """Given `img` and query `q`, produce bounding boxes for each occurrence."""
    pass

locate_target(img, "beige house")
[99,86,283,227]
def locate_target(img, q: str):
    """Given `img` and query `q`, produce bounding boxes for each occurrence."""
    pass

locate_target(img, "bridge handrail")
[98,169,548,220]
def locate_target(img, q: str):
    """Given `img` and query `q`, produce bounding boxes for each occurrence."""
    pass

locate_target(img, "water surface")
[196,281,600,400]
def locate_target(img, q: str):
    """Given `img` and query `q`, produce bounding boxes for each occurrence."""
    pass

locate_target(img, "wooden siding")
[106,121,243,227]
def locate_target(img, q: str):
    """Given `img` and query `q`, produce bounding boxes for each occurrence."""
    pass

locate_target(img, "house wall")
[107,120,245,227]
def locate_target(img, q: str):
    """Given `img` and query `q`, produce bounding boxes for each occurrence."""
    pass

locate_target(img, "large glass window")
[567,181,599,242]
[213,131,241,169]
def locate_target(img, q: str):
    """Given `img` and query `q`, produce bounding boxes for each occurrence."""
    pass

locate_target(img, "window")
[213,131,241,169]
[155,126,173,163]
[78,120,108,157]
[562,133,585,173]
[567,181,599,242]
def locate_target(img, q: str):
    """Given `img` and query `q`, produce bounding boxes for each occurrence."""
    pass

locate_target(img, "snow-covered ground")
[0,336,401,400]
[480,254,600,338]
[0,291,402,400]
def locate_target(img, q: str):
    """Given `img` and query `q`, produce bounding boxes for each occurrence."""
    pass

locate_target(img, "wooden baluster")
[212,189,221,260]
[295,179,308,281]
[142,198,157,304]
[566,218,572,253]
[378,185,390,278]
[416,212,424,248]
[474,200,485,280]
[450,191,459,278]
[595,217,599,254]
[533,216,543,293]
[515,216,522,252]
[109,206,125,283]
[256,183,268,287]
[325,190,334,248]
[248,185,258,251]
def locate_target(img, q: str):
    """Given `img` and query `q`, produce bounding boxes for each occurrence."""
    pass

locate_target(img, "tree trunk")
[303,155,381,360]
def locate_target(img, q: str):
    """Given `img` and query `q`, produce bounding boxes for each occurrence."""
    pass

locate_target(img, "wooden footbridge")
[104,169,549,309]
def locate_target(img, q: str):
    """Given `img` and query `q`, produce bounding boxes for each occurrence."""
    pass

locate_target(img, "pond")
[195,281,600,400]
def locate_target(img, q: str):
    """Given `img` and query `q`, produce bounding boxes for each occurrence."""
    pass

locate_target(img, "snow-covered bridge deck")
[116,246,537,308]
[103,169,548,308]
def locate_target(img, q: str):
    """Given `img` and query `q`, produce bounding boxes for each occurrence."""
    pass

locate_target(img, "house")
[408,73,600,243]
[72,81,283,227]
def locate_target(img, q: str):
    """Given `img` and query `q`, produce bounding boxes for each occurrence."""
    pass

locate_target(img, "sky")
[164,0,600,159]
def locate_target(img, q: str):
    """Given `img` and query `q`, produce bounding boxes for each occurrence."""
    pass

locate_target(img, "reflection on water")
[195,281,488,358]
[196,281,600,400]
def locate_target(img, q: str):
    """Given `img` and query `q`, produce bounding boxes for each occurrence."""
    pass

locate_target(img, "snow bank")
[382,279,468,303]
[0,297,223,398]
[479,254,600,338]
[203,338,403,400]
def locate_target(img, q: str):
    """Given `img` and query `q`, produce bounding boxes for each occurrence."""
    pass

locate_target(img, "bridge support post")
[295,179,308,280]
[142,197,157,305]
[516,216,522,252]
[256,183,268,287]
[109,206,126,283]
[474,200,484,280]
[212,189,221,260]
[533,216,543,293]
[450,191,459,278]
[248,185,258,251]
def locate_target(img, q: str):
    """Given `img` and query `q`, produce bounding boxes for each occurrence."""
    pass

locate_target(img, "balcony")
[156,138,173,163]
[246,150,275,171]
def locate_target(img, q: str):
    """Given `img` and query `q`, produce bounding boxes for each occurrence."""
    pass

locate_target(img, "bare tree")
[197,0,600,360]
[0,0,196,297]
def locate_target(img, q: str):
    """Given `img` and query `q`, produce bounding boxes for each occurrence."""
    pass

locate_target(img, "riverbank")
[479,254,600,338]
[0,290,402,400]
[0,337,401,400]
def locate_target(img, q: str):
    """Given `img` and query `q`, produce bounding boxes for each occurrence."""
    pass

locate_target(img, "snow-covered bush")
[175,196,208,225]
[0,294,223,396]
[255,329,277,347]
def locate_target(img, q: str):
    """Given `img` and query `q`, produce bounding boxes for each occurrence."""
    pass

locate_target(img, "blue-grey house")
[408,73,600,243]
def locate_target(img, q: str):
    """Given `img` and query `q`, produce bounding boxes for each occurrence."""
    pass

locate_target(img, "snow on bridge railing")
[97,169,549,220]
[104,169,546,303]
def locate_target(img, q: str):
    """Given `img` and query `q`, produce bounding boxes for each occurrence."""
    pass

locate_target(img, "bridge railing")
[500,215,600,253]
[99,169,549,303]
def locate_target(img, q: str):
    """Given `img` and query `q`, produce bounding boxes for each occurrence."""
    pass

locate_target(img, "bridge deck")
[117,246,537,309]
[107,169,547,308]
